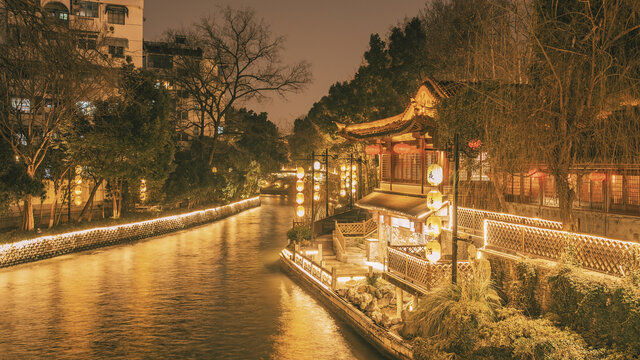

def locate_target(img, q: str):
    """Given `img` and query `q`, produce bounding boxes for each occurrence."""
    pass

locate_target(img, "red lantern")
[468,139,482,150]
[393,143,411,154]
[589,172,606,182]
[365,144,381,156]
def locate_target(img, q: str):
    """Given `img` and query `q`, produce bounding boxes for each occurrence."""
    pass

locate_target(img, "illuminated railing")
[484,219,640,276]
[387,248,473,290]
[333,227,347,255]
[391,245,425,258]
[335,217,377,237]
[0,197,261,268]
[457,207,563,233]
[281,248,333,289]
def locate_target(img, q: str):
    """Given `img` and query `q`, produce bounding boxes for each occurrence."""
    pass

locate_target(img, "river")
[0,196,382,359]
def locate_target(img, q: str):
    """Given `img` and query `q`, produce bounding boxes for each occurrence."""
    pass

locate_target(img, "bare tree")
[0,0,108,230]
[172,7,311,165]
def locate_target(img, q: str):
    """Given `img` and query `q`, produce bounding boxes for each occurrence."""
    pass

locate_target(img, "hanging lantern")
[75,166,82,175]
[365,144,382,156]
[296,206,305,217]
[352,165,357,171]
[296,193,304,205]
[589,172,606,182]
[211,166,218,173]
[74,186,82,195]
[393,143,411,154]
[73,196,82,206]
[341,165,346,172]
[352,187,356,193]
[296,180,304,192]
[425,240,441,263]
[427,164,443,186]
[314,161,321,170]
[314,192,320,201]
[340,189,346,197]
[314,184,320,192]
[425,215,442,237]
[468,139,482,150]
[74,176,82,185]
[352,179,357,186]
[426,190,443,211]
[296,166,305,179]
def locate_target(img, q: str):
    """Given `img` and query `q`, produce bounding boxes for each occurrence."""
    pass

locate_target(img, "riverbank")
[0,197,260,268]
[280,247,413,360]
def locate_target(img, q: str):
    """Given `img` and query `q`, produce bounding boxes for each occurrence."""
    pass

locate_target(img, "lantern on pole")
[296,193,304,205]
[314,192,320,201]
[296,206,305,217]
[427,164,443,186]
[340,189,346,197]
[296,180,304,192]
[426,190,443,211]
[314,184,320,192]
[426,215,442,237]
[425,240,442,263]
[314,160,321,170]
[296,166,305,179]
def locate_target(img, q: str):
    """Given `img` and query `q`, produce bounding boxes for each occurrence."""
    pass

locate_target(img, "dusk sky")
[144,0,429,133]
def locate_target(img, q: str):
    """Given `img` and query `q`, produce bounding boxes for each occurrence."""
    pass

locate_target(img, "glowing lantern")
[296,166,305,179]
[468,139,482,150]
[314,161,321,170]
[352,165,357,171]
[296,193,304,205]
[296,180,304,192]
[352,180,357,186]
[341,165,346,172]
[211,166,218,173]
[425,240,441,263]
[340,189,346,197]
[74,196,82,206]
[425,215,442,237]
[427,164,443,186]
[74,186,82,195]
[352,187,356,193]
[365,144,381,156]
[314,184,320,192]
[314,192,320,201]
[75,166,82,175]
[296,206,305,217]
[393,143,411,154]
[589,172,606,182]
[426,190,443,211]
[468,244,478,260]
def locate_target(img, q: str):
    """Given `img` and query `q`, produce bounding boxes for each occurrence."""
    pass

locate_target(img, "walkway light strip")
[0,197,260,253]
[460,207,563,229]
[282,249,331,291]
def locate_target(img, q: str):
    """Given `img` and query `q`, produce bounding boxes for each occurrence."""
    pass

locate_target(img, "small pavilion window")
[106,5,128,25]
[44,2,69,21]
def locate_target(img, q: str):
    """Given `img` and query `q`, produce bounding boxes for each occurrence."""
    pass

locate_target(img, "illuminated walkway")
[0,196,382,359]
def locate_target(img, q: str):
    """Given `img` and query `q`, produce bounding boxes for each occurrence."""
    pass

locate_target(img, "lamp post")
[451,133,460,284]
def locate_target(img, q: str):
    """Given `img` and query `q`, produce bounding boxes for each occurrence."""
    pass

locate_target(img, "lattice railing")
[485,220,640,276]
[457,207,563,233]
[335,218,377,236]
[391,245,426,258]
[387,248,473,290]
[283,248,333,288]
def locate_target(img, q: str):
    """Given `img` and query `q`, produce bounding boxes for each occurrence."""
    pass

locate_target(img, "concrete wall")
[0,197,260,268]
[509,203,640,242]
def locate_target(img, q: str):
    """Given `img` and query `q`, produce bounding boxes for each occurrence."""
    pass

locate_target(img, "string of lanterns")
[73,166,83,206]
[425,163,444,263]
[295,166,305,217]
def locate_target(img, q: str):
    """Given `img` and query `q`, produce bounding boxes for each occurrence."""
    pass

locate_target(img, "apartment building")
[41,0,144,67]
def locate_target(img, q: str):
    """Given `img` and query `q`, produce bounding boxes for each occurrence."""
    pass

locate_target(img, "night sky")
[144,0,429,133]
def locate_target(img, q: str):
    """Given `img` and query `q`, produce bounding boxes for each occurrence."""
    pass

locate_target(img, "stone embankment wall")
[0,197,261,268]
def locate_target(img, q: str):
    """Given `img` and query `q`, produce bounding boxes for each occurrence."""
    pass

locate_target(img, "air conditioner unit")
[109,26,115,32]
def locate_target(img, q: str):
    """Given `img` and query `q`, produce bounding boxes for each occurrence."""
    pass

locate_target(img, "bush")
[366,272,380,287]
[547,267,640,354]
[286,226,311,243]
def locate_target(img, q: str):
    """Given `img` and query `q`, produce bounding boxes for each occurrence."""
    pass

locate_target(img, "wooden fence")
[485,219,640,276]
[387,248,473,290]
[282,248,334,289]
[458,207,563,233]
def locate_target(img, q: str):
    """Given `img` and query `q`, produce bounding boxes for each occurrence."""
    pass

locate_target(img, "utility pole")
[67,167,72,223]
[325,148,329,217]
[311,151,315,240]
[451,133,460,284]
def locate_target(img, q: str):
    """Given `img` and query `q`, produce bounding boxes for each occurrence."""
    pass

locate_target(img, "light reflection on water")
[0,196,383,359]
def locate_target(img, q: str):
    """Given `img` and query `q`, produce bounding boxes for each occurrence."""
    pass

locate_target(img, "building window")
[147,54,173,69]
[107,6,126,25]
[109,46,124,58]
[178,110,189,120]
[73,1,99,18]
[11,98,30,113]
[77,33,97,50]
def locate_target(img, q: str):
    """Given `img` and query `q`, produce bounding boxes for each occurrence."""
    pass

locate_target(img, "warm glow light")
[340,189,346,197]
[296,193,304,205]
[426,215,442,237]
[365,144,381,155]
[427,190,442,211]
[425,240,441,263]
[296,205,305,217]
[393,143,411,154]
[314,184,320,192]
[352,165,357,171]
[427,164,443,186]
[74,186,82,195]
[296,180,304,192]
[313,192,320,201]
[74,197,82,206]
[296,166,305,179]
[341,165,346,172]
[314,161,321,170]
[589,172,607,182]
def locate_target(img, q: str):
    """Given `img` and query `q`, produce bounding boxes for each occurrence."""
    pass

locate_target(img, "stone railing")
[0,197,261,268]
[387,247,473,290]
[457,207,563,233]
[484,219,640,276]
[281,247,334,289]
